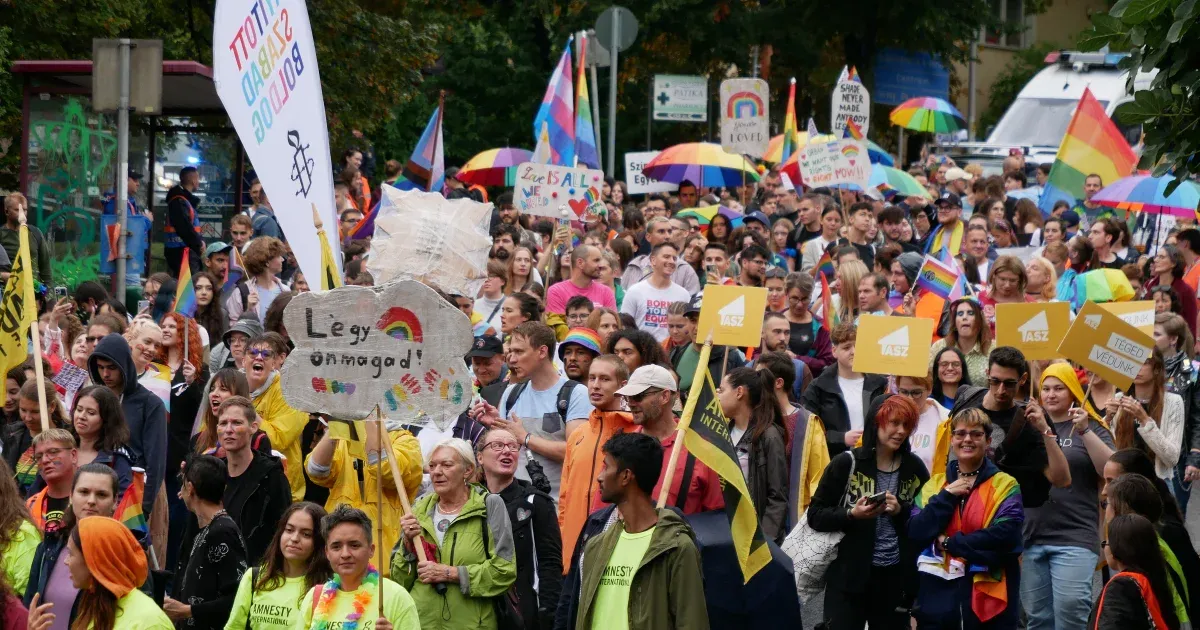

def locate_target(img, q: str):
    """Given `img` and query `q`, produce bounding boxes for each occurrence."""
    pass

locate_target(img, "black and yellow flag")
[0,224,37,407]
[681,344,772,582]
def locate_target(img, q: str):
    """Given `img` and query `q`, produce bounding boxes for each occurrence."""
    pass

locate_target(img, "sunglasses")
[626,388,663,402]
[249,348,274,360]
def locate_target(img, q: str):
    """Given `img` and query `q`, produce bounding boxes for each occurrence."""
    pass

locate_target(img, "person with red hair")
[805,394,930,630]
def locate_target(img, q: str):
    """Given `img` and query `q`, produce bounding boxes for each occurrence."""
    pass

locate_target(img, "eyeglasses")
[626,388,663,402]
[987,377,1020,390]
[248,348,274,359]
[35,447,70,462]
[483,442,520,454]
[85,335,104,344]
[951,430,987,440]
[898,388,926,398]
[938,361,963,369]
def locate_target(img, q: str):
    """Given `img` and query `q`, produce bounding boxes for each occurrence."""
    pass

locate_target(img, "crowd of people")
[0,143,1197,630]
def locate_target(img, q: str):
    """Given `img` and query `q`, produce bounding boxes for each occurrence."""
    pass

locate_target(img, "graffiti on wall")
[27,98,116,287]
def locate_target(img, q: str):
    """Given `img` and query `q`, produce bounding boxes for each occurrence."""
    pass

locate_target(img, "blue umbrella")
[866,139,895,166]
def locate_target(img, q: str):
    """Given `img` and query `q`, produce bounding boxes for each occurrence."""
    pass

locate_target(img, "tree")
[1080,0,1200,187]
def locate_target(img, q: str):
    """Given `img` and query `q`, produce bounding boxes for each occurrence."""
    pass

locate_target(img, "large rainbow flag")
[780,78,799,163]
[532,39,575,167]
[1038,88,1137,215]
[574,34,599,169]
[114,468,147,533]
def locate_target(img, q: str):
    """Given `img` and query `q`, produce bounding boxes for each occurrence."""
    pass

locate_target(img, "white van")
[938,50,1155,174]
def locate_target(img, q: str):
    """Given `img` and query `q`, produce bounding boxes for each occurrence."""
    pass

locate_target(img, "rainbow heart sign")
[719,78,770,158]
[280,280,473,429]
[513,162,606,220]
[797,139,870,191]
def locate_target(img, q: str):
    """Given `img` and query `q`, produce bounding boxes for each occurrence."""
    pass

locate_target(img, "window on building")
[984,0,1026,48]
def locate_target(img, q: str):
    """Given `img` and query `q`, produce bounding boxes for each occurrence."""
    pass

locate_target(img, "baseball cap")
[466,335,504,359]
[685,291,704,316]
[616,364,679,396]
[944,167,971,183]
[128,171,144,181]
[204,241,232,258]
[558,328,602,359]
[743,211,770,227]
[935,192,962,208]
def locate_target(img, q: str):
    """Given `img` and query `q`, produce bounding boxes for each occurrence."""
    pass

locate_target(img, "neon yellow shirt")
[2,519,40,595]
[297,577,421,630]
[224,572,308,630]
[590,526,655,630]
[86,589,172,629]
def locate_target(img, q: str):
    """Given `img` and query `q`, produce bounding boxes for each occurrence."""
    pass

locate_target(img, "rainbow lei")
[311,565,380,630]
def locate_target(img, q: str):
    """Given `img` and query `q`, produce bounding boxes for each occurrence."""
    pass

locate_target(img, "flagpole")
[430,91,445,194]
[375,406,385,617]
[19,208,49,431]
[657,334,714,508]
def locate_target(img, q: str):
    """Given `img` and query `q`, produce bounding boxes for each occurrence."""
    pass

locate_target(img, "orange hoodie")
[557,408,636,567]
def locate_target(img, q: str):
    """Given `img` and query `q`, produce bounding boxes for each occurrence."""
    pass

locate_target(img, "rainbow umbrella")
[763,132,838,163]
[889,97,967,133]
[1092,174,1200,220]
[869,165,931,198]
[457,148,533,186]
[642,143,761,188]
[677,208,714,225]
[1076,268,1135,303]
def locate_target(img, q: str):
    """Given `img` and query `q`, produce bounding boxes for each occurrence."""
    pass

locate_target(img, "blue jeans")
[1172,462,1192,515]
[1020,544,1097,630]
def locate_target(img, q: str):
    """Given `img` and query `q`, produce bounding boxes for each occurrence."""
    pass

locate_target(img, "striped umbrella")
[457,148,533,186]
[889,97,967,133]
[1092,174,1200,220]
[869,165,931,198]
[1077,268,1136,303]
[642,143,761,189]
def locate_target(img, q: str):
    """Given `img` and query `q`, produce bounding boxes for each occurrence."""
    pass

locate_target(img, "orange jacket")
[557,408,636,567]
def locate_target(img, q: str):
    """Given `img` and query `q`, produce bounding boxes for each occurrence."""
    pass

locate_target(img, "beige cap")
[945,167,972,182]
[616,364,678,396]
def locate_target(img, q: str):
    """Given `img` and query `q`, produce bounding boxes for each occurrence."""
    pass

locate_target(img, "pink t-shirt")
[545,280,617,314]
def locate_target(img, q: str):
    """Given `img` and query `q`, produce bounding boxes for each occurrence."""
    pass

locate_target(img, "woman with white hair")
[391,438,517,630]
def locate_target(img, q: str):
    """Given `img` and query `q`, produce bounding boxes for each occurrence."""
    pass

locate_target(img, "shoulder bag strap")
[839,452,857,508]
[673,454,697,510]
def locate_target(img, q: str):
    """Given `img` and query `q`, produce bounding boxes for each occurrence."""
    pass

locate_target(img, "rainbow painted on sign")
[225,3,309,144]
[312,378,356,394]
[376,307,423,342]
[840,144,860,158]
[726,92,764,118]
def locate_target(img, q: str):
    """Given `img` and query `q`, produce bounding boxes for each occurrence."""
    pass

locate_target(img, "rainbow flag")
[114,468,147,533]
[819,271,837,332]
[841,66,861,83]
[224,245,245,294]
[173,249,197,317]
[916,255,966,301]
[843,117,864,140]
[532,38,575,167]
[780,78,799,163]
[812,249,835,281]
[395,98,446,193]
[349,200,377,240]
[574,34,599,169]
[1038,88,1136,215]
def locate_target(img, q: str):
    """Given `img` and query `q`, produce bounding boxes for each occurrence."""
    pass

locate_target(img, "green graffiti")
[27,98,115,287]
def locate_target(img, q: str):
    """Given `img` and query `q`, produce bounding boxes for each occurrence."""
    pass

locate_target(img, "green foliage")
[1081,0,1200,188]
[978,42,1058,137]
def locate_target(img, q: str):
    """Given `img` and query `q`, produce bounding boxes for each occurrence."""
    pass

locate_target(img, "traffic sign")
[595,6,638,52]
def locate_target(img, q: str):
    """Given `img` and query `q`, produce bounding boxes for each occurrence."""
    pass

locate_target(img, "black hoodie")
[88,333,167,515]
[222,451,291,564]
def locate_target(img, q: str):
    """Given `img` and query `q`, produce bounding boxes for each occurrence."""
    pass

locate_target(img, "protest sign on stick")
[831,66,871,138]
[1057,301,1153,390]
[280,281,474,430]
[994,302,1071,360]
[695,285,768,347]
[720,78,770,158]
[514,162,606,219]
[853,315,934,377]
[797,139,870,191]
[625,151,677,194]
[1100,300,1155,335]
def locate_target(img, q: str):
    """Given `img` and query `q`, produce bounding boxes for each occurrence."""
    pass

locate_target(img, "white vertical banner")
[212,0,342,281]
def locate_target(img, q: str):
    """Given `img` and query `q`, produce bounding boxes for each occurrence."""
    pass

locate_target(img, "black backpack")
[501,379,581,421]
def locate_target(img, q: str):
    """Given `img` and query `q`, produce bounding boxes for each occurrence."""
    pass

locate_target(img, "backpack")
[501,379,580,422]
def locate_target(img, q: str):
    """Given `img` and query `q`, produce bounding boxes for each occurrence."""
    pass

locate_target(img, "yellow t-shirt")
[590,526,655,630]
[297,577,421,630]
[224,571,308,630]
[91,589,173,629]
[2,519,40,595]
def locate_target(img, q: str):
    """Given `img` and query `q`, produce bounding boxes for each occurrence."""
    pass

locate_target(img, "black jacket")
[735,424,789,544]
[1088,573,1174,630]
[222,452,291,564]
[172,513,248,630]
[167,365,209,479]
[806,395,929,595]
[800,364,887,456]
[1181,380,1200,468]
[88,334,167,514]
[1,422,32,496]
[166,184,205,254]
[497,479,562,630]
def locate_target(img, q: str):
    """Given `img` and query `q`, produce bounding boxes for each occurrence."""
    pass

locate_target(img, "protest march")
[3,1,1200,629]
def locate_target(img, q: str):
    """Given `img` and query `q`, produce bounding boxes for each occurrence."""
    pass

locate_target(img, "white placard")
[513,162,606,219]
[720,78,770,158]
[625,151,678,195]
[212,0,341,282]
[831,67,872,139]
[797,139,870,190]
[280,281,474,429]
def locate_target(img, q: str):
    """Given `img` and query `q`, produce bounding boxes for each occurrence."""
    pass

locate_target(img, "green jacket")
[390,485,517,630]
[575,508,709,630]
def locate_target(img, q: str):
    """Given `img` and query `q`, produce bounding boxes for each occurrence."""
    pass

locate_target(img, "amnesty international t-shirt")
[297,577,422,630]
[223,572,307,630]
[591,526,655,630]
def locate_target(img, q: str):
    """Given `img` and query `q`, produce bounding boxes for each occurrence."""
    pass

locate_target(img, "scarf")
[926,220,964,257]
[1040,362,1104,424]
[311,565,380,630]
[77,516,148,598]
[914,466,1022,622]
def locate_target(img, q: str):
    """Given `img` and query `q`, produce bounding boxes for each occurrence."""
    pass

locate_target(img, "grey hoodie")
[88,333,167,515]
[208,315,264,374]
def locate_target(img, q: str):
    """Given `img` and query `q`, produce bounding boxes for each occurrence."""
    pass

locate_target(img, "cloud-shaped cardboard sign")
[280,281,473,428]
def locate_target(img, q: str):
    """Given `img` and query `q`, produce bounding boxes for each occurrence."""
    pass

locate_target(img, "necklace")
[438,496,467,514]
[311,565,379,630]
[959,468,981,478]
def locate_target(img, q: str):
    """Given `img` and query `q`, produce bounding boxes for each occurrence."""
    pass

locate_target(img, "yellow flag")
[319,228,342,291]
[0,226,38,406]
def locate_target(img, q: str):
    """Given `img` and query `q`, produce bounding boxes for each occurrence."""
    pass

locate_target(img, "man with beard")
[490,223,521,260]
[558,328,601,383]
[495,191,538,244]
[749,312,809,401]
[621,242,692,342]
[546,245,616,314]
[737,244,770,287]
[620,365,723,514]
